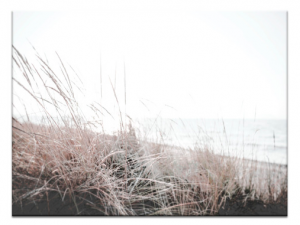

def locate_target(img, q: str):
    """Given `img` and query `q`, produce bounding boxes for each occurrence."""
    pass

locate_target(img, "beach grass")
[12,47,287,216]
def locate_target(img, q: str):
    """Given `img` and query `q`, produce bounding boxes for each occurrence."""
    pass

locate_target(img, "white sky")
[13,11,287,120]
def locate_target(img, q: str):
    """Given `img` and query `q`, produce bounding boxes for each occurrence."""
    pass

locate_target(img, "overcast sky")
[13,11,287,120]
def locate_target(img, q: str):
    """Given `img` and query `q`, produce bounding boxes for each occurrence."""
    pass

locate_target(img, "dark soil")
[12,191,107,216]
[217,198,287,216]
[12,190,159,216]
[217,189,287,216]
[13,191,287,216]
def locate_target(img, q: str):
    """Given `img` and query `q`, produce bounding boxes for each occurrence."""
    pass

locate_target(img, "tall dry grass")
[12,47,287,215]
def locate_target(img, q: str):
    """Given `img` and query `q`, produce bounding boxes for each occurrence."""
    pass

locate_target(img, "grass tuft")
[12,47,287,215]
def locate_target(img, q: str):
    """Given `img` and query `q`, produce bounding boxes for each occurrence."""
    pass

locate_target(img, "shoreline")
[144,139,287,167]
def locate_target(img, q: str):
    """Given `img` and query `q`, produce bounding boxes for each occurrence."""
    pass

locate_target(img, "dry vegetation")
[12,47,287,215]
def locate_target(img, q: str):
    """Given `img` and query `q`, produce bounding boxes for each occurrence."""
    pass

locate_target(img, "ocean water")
[135,118,287,165]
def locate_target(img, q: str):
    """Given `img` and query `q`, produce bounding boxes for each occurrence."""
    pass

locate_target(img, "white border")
[1,0,300,224]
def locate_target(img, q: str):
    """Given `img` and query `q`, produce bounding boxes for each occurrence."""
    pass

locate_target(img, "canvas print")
[12,11,287,216]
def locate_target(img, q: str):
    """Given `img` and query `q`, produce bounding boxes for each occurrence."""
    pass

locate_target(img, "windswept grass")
[12,47,287,216]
